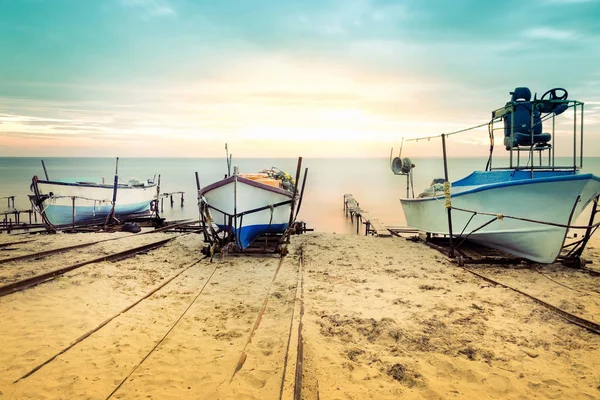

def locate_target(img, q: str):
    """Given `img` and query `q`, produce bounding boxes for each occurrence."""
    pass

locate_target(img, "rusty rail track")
[0,220,196,266]
[293,247,305,400]
[0,237,176,298]
[0,239,34,249]
[463,267,600,335]
[15,257,207,383]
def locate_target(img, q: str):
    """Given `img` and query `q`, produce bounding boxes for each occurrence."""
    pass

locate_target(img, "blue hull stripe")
[403,172,600,202]
[217,223,289,249]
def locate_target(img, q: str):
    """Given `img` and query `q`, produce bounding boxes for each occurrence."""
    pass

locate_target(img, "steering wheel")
[541,88,568,101]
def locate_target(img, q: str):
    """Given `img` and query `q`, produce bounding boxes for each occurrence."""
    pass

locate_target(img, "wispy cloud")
[542,0,599,4]
[119,0,176,18]
[524,27,577,41]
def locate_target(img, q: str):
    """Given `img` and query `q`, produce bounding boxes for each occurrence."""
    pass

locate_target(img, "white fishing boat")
[392,87,600,263]
[30,160,158,227]
[198,163,302,250]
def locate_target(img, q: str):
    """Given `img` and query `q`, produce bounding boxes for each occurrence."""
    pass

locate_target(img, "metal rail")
[14,257,207,383]
[0,220,196,266]
[0,237,176,297]
[278,246,304,399]
[463,267,600,335]
[293,247,305,400]
[0,240,34,248]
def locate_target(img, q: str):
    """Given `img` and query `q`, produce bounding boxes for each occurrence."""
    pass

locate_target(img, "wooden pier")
[343,194,392,237]
[1,196,41,233]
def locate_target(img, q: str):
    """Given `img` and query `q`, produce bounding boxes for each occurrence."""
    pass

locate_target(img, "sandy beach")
[0,230,598,399]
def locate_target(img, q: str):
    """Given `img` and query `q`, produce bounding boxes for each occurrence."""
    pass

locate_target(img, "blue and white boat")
[394,87,600,263]
[198,168,297,249]
[31,176,158,226]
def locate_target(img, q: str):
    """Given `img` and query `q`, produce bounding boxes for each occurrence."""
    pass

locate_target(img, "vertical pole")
[225,143,231,177]
[529,106,534,177]
[552,114,556,168]
[155,174,161,217]
[105,157,119,226]
[72,197,76,229]
[196,171,209,242]
[233,175,238,246]
[180,193,184,207]
[580,102,584,169]
[288,157,303,228]
[41,160,49,180]
[441,134,455,257]
[293,168,309,221]
[573,103,577,172]
[509,105,514,169]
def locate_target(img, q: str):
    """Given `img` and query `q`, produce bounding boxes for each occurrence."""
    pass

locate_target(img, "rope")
[105,264,218,399]
[443,181,452,209]
[452,206,600,230]
[405,121,491,142]
[403,101,576,143]
[230,256,286,383]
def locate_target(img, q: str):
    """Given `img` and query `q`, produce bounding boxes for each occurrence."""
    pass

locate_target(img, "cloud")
[119,0,176,18]
[542,0,599,4]
[524,27,577,41]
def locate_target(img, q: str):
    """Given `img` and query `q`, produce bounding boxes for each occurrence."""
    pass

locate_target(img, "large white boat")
[198,165,300,250]
[393,87,600,263]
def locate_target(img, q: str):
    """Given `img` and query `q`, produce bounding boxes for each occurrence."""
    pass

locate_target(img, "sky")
[1,0,600,158]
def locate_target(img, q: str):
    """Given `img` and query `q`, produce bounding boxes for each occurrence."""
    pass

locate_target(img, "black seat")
[503,87,551,149]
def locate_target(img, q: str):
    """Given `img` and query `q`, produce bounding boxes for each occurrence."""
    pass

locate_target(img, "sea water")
[2,157,600,233]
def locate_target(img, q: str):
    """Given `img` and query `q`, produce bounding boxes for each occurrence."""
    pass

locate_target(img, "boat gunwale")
[36,179,157,190]
[199,175,293,197]
[400,172,600,203]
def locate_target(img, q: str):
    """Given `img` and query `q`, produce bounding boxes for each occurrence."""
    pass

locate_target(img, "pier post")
[180,193,184,207]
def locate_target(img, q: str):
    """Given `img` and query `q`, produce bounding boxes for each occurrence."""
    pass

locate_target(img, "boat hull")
[401,172,600,263]
[35,180,157,226]
[199,176,293,249]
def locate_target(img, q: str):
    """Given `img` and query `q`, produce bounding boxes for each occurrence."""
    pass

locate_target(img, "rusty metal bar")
[463,267,600,335]
[0,237,175,297]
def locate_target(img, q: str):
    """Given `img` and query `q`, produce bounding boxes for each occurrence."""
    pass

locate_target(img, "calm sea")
[2,156,600,233]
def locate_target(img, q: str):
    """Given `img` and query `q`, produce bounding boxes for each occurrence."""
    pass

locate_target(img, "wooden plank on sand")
[367,218,392,237]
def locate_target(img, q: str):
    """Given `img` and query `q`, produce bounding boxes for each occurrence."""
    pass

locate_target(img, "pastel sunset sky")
[1,0,599,157]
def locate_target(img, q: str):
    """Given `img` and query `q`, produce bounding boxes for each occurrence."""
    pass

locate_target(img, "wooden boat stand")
[198,158,310,257]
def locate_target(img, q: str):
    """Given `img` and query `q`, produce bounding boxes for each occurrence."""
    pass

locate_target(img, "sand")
[0,230,598,399]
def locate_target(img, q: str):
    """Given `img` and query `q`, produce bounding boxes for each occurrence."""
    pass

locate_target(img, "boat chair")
[503,87,551,150]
